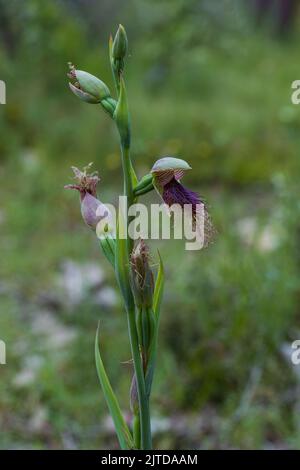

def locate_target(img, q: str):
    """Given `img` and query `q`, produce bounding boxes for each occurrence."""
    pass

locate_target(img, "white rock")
[31,311,77,349]
[28,406,48,433]
[13,369,37,388]
[257,226,279,253]
[93,287,117,308]
[236,217,257,245]
[13,355,43,388]
[58,260,105,306]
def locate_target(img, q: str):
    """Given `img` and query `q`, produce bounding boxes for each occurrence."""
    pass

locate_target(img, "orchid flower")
[64,164,113,233]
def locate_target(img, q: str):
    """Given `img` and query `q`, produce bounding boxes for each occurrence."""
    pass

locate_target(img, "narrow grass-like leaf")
[153,250,165,320]
[145,252,165,395]
[99,236,115,268]
[130,161,138,188]
[95,324,134,450]
[114,77,130,149]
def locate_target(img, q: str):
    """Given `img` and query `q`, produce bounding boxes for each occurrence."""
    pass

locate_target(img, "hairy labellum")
[162,177,200,209]
[151,156,215,247]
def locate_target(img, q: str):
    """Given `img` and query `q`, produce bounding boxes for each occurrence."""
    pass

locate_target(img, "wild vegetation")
[1,0,300,449]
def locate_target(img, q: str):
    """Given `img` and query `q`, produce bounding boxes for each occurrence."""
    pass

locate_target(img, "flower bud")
[112,24,128,61]
[68,63,111,103]
[130,240,154,309]
[69,82,100,104]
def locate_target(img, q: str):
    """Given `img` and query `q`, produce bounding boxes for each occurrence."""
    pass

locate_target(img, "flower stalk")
[114,63,152,448]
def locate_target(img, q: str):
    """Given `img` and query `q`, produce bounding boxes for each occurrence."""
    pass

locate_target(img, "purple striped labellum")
[151,156,214,247]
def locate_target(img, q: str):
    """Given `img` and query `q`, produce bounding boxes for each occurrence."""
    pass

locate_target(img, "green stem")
[133,413,141,449]
[127,304,151,449]
[121,144,152,450]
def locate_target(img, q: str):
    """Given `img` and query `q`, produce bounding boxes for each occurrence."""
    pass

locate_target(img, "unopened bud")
[69,82,100,104]
[112,24,128,61]
[68,63,111,106]
[130,240,154,309]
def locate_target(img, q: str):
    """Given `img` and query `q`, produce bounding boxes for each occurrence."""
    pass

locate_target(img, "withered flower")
[65,164,112,232]
[130,240,154,309]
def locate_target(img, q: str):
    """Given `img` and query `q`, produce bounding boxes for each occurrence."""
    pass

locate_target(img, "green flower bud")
[75,70,110,101]
[110,25,128,87]
[68,63,111,104]
[69,82,100,104]
[112,24,128,61]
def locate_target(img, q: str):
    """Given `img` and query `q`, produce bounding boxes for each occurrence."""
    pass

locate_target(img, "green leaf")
[114,77,130,148]
[95,324,134,450]
[99,235,115,268]
[145,252,165,396]
[130,161,138,188]
[153,251,165,321]
[109,34,114,64]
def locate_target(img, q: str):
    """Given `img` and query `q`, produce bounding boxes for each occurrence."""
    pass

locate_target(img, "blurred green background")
[1,0,300,449]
